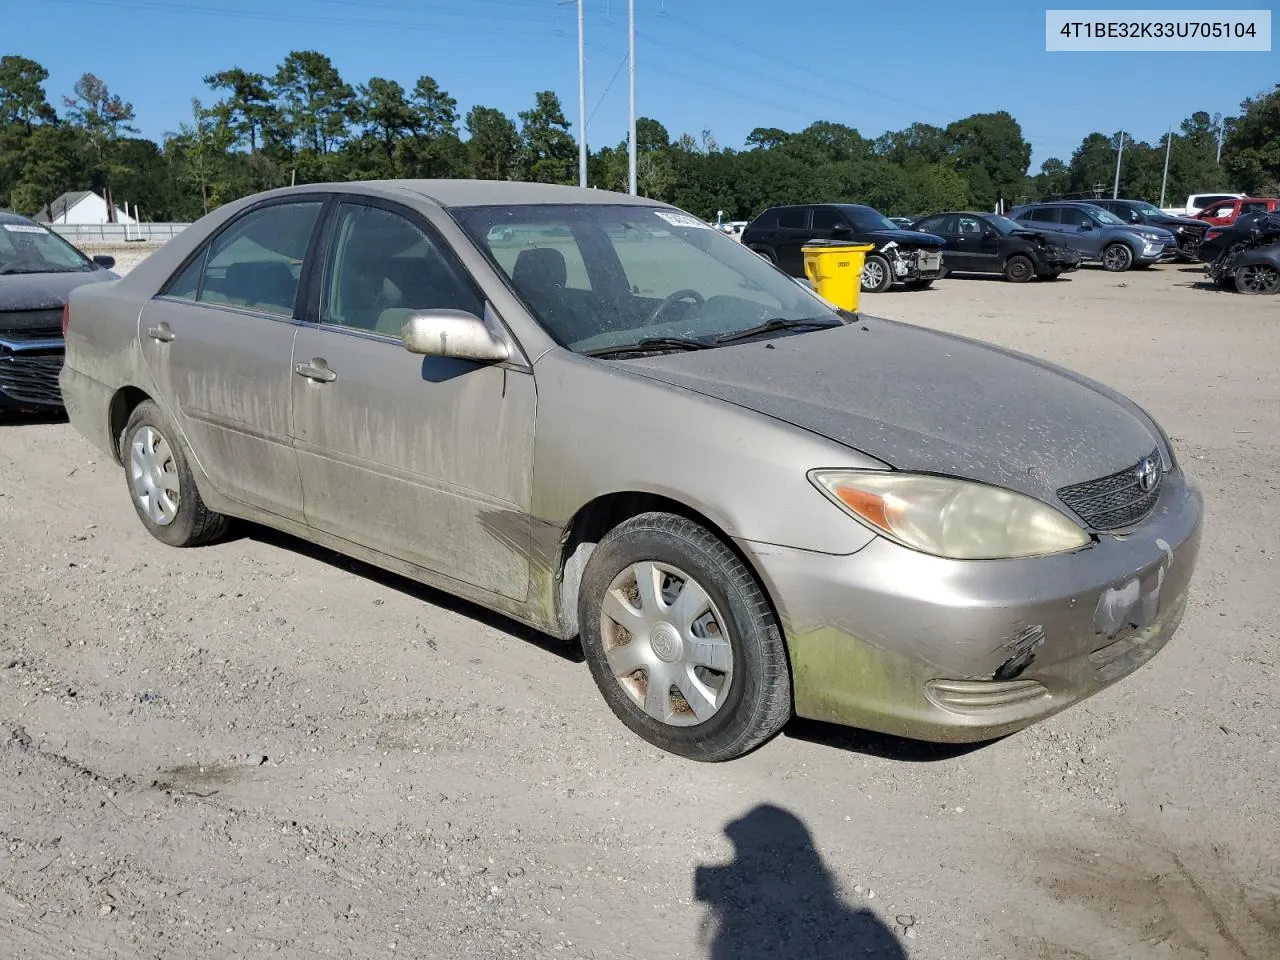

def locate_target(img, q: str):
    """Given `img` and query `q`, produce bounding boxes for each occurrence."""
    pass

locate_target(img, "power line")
[587,53,629,131]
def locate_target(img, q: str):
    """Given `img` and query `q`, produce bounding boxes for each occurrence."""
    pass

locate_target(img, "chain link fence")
[47,223,192,244]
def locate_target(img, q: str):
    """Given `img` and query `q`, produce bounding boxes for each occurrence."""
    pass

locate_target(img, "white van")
[1162,192,1244,217]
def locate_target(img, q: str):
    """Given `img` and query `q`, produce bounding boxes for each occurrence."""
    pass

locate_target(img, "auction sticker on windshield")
[3,224,46,234]
[655,211,712,229]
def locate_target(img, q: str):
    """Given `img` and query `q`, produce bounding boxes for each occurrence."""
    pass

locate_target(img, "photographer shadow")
[694,804,907,959]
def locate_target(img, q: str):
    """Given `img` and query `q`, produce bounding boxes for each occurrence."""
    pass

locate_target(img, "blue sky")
[9,0,1277,169]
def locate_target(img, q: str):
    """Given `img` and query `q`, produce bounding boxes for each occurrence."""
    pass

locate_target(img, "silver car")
[60,181,1203,761]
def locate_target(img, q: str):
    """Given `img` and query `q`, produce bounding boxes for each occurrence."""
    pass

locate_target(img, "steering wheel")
[648,288,705,323]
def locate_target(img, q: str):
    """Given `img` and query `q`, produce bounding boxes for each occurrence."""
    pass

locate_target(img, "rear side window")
[916,215,954,234]
[184,202,322,316]
[1026,208,1058,223]
[1240,201,1270,214]
[1193,194,1234,209]
[777,208,807,229]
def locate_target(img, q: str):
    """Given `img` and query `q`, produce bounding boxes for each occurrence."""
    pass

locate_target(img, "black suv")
[1087,198,1208,262]
[910,212,1082,282]
[741,203,945,292]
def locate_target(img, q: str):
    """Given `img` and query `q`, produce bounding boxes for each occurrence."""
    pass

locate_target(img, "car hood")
[863,228,945,249]
[0,269,116,313]
[617,319,1159,504]
[1151,215,1207,230]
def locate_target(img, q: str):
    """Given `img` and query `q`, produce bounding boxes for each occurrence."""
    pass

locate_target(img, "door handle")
[147,323,175,343]
[294,359,337,383]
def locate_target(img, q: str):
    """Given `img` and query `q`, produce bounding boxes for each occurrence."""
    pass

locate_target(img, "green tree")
[356,77,417,164]
[166,97,236,215]
[203,68,275,151]
[745,127,789,150]
[874,122,947,166]
[0,55,56,132]
[410,76,459,139]
[517,91,576,184]
[9,124,92,217]
[271,51,355,158]
[635,117,669,153]
[466,106,519,180]
[62,73,137,220]
[1223,88,1280,195]
[943,112,1031,207]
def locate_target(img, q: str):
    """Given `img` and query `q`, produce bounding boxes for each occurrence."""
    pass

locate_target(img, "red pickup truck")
[1196,197,1279,226]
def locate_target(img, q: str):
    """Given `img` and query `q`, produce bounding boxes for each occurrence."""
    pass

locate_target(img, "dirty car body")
[60,180,1203,760]
[0,211,116,410]
[909,212,1081,280]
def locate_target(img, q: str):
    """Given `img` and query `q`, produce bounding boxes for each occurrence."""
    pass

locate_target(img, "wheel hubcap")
[863,262,884,288]
[1105,246,1129,270]
[1240,264,1279,293]
[129,425,180,526]
[599,561,734,727]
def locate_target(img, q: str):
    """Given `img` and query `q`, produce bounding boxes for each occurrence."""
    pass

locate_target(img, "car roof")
[0,210,39,225]
[249,179,669,210]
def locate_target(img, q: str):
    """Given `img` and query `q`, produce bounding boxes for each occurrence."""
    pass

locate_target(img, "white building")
[32,190,136,226]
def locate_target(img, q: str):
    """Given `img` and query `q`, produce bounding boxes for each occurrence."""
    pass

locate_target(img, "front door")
[290,200,536,601]
[138,199,323,523]
[954,215,1001,273]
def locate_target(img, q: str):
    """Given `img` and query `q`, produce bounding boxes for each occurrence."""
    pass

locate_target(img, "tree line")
[1,51,1277,224]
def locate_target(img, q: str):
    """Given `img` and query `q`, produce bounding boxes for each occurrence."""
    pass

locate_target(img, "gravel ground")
[2,256,1277,959]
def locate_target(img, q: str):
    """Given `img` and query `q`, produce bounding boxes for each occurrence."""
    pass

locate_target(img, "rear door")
[1058,206,1105,257]
[138,197,324,523]
[773,207,811,276]
[1200,201,1238,226]
[289,198,535,601]
[915,215,965,269]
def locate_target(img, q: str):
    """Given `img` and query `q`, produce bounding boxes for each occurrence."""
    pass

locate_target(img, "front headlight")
[809,470,1091,560]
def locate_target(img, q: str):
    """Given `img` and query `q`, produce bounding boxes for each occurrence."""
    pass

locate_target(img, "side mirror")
[401,309,510,363]
[92,254,115,268]
[1079,222,1094,230]
[831,222,852,235]
[983,228,998,239]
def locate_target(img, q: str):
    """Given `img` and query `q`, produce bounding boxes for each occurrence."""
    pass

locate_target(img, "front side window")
[321,203,484,338]
[957,215,985,236]
[195,201,322,316]
[455,204,842,353]
[810,208,846,231]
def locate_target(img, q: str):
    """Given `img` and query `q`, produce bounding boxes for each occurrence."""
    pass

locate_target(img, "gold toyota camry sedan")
[60,180,1202,761]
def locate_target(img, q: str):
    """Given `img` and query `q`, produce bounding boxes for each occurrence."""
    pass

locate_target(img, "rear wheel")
[121,401,228,547]
[1102,242,1134,272]
[750,246,776,264]
[1003,254,1034,283]
[1234,263,1280,295]
[860,254,893,293]
[577,513,791,762]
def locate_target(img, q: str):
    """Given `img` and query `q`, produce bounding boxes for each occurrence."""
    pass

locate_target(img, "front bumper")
[895,249,944,282]
[1138,239,1178,264]
[737,468,1203,743]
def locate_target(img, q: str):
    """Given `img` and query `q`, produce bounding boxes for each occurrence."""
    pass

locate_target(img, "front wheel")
[1234,263,1280,295]
[121,401,229,547]
[1102,242,1134,272]
[577,513,792,762]
[861,254,893,293]
[1041,269,1063,281]
[1003,254,1034,283]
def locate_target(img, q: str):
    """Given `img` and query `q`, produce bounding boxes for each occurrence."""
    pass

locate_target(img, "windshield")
[845,207,898,232]
[1088,207,1126,225]
[1132,202,1164,217]
[0,221,94,274]
[988,215,1023,234]
[453,204,843,354]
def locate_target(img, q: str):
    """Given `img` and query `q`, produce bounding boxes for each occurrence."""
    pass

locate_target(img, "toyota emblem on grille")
[1136,456,1158,493]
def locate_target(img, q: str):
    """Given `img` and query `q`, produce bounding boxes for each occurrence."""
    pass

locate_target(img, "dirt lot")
[2,259,1278,959]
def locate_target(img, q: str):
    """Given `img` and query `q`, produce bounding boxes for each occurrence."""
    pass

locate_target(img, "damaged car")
[60,181,1203,761]
[1204,212,1280,294]
[741,202,945,292]
[0,211,116,413]
[910,212,1082,281]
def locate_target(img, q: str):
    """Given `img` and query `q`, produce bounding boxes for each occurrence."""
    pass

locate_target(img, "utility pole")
[577,0,587,187]
[1159,128,1173,208]
[1216,115,1224,163]
[1112,131,1125,199]
[628,0,637,195]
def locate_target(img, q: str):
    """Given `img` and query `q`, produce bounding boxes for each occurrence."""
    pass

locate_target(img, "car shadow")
[238,521,585,664]
[0,408,68,427]
[695,803,909,959]
[784,717,997,761]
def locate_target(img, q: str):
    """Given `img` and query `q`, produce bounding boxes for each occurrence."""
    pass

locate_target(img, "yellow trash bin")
[801,242,875,312]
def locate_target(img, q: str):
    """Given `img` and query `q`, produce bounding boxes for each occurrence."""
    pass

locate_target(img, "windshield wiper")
[584,336,712,358]
[714,317,843,345]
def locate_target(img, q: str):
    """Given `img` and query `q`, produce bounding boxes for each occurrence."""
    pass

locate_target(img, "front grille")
[0,308,63,332]
[0,354,65,406]
[1057,449,1163,531]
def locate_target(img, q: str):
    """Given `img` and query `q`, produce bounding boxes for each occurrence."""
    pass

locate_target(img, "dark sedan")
[0,211,117,412]
[1088,198,1208,262]
[910,212,1082,282]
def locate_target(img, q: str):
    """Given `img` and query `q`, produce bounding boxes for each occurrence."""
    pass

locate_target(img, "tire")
[905,278,934,289]
[1003,254,1034,283]
[1042,270,1063,281]
[577,512,792,762]
[1101,242,1134,272]
[121,401,229,547]
[750,246,776,264]
[1233,263,1280,295]
[860,254,893,293]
